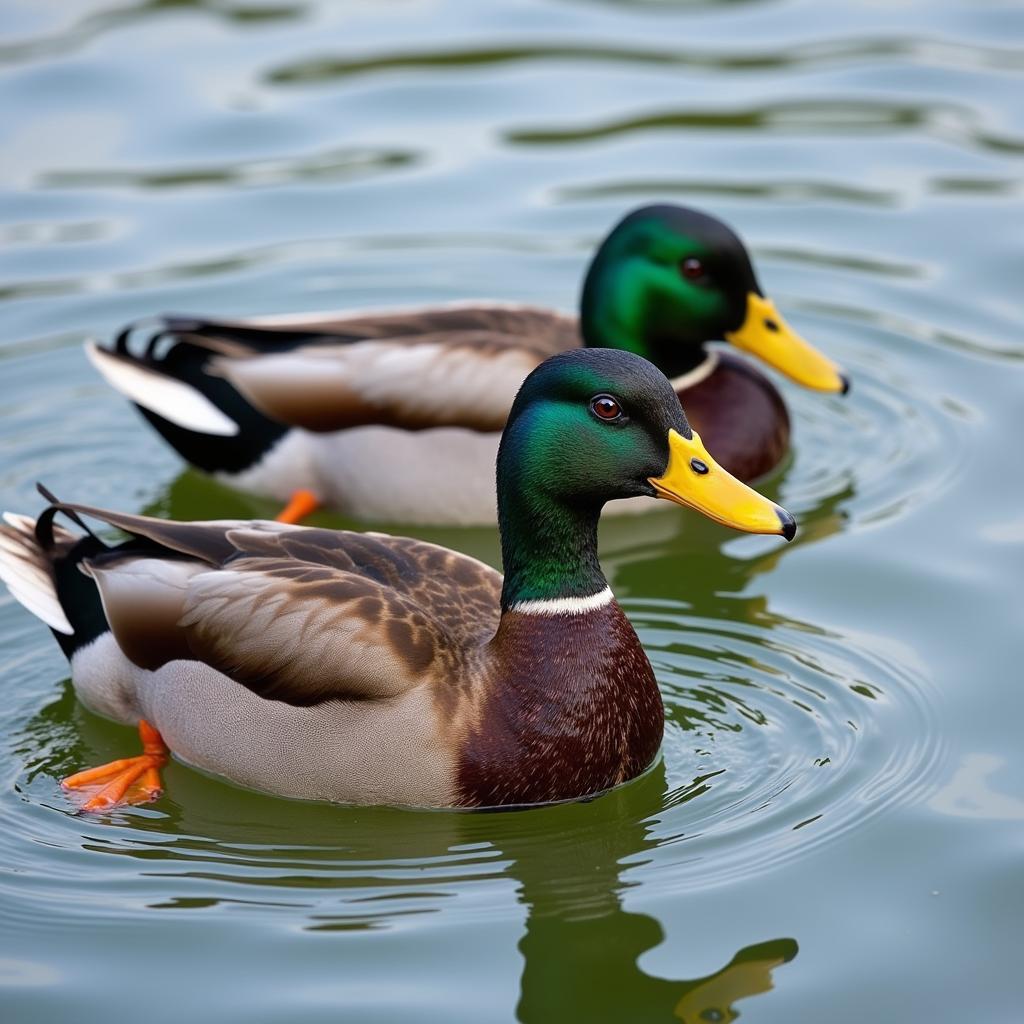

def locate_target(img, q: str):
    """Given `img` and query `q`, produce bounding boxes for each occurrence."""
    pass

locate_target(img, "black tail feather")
[23,490,178,659]
[103,318,291,474]
[50,534,111,659]
[35,483,99,550]
[2,493,111,659]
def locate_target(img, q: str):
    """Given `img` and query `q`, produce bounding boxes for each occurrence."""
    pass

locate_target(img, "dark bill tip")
[777,508,797,542]
[839,372,851,396]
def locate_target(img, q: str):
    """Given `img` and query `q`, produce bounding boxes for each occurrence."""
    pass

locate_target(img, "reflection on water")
[507,100,1024,157]
[929,754,1024,822]
[669,939,797,1023]
[511,791,797,1023]
[14,702,798,1020]
[558,177,901,207]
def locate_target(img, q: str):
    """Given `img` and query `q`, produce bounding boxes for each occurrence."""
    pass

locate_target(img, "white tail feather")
[0,515,74,634]
[85,340,239,437]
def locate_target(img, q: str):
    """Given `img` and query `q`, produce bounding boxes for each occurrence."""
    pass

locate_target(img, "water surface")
[1,1,1022,1021]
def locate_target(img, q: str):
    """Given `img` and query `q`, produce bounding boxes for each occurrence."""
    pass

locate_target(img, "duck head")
[498,347,792,564]
[579,204,848,394]
[496,348,795,605]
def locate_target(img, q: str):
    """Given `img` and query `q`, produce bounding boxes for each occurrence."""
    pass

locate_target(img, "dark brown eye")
[590,394,623,421]
[680,257,705,281]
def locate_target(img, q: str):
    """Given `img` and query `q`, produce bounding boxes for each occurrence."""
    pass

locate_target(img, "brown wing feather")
[68,505,502,706]
[151,305,580,433]
[195,304,579,357]
[57,503,266,563]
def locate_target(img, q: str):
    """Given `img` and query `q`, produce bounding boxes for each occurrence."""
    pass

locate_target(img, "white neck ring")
[669,349,719,392]
[511,586,615,616]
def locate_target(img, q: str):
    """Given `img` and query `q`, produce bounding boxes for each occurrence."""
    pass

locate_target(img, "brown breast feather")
[455,603,664,807]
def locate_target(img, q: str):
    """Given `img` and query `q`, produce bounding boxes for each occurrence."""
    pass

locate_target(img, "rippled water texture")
[1,1,1023,1021]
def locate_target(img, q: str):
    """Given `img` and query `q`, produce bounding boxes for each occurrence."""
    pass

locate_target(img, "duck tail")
[85,318,290,476]
[0,486,111,659]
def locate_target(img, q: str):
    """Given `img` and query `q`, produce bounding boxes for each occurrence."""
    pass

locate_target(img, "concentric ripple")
[773,311,972,531]
[628,599,947,892]
[0,591,947,933]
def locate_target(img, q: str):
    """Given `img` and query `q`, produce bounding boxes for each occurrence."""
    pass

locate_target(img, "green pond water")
[1,0,1022,1020]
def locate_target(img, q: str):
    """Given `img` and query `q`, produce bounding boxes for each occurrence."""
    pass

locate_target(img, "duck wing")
[60,505,502,707]
[212,331,551,433]
[104,304,579,434]
[216,303,578,354]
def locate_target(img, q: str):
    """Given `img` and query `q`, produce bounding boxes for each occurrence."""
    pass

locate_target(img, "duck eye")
[590,395,623,422]
[680,257,705,281]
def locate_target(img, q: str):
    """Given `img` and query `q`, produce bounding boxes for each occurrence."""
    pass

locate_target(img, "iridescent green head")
[579,205,848,393]
[496,348,795,606]
[498,348,691,514]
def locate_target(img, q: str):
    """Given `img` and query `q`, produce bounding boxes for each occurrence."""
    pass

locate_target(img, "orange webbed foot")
[62,720,169,811]
[276,489,321,525]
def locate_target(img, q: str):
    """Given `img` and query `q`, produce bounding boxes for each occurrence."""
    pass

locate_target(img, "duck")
[86,204,846,526]
[0,349,795,811]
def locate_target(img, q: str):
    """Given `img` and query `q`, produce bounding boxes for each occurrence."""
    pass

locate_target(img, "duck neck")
[498,491,607,612]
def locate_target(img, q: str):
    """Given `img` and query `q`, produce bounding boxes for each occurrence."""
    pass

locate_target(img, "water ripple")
[557,177,901,207]
[0,0,308,68]
[508,98,937,144]
[631,603,946,891]
[779,332,968,532]
[0,232,580,305]
[37,146,418,194]
[0,596,946,922]
[265,35,1024,85]
[506,98,1024,157]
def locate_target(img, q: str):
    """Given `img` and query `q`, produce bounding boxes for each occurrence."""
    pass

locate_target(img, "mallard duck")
[0,349,794,810]
[86,204,846,525]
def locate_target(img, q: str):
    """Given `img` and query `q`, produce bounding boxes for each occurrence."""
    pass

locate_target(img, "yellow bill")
[649,429,796,540]
[724,292,848,394]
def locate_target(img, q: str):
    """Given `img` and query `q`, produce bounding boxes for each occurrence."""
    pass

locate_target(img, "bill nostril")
[690,458,709,475]
[764,318,780,333]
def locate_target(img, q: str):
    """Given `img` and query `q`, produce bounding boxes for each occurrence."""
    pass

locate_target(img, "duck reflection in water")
[19,689,798,1022]
[509,768,797,1023]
